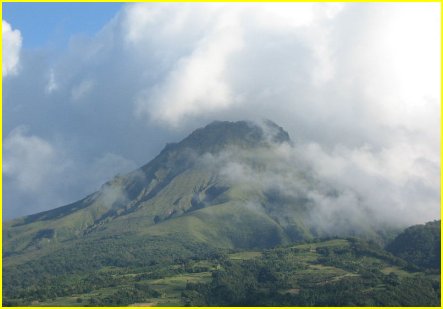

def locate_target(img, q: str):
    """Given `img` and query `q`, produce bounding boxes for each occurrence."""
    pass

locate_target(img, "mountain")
[4,120,301,256]
[386,220,441,270]
[3,120,440,306]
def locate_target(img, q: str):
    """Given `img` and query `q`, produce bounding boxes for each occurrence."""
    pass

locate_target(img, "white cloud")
[46,69,58,94]
[296,142,440,226]
[202,140,439,234]
[3,3,440,224]
[130,3,345,127]
[135,8,244,126]
[122,4,164,44]
[3,126,137,218]
[3,127,69,193]
[2,20,22,77]
[338,4,441,140]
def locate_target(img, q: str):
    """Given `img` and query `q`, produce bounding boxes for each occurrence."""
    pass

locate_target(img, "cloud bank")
[3,128,137,218]
[3,3,440,223]
[2,20,22,77]
[199,135,439,235]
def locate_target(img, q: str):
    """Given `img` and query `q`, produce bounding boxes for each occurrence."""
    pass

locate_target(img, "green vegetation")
[2,121,440,306]
[183,238,440,306]
[386,220,440,270]
[3,236,440,306]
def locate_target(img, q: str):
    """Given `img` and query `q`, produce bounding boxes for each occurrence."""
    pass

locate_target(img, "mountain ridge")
[3,120,440,307]
[3,119,415,255]
[4,120,296,254]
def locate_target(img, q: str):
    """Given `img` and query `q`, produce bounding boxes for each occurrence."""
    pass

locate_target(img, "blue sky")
[3,2,123,49]
[2,3,440,224]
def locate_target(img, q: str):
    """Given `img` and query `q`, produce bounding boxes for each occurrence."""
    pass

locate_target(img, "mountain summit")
[5,119,382,257]
[3,120,440,307]
[5,120,296,254]
[161,120,291,155]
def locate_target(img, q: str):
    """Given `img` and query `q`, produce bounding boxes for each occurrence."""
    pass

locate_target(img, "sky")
[2,3,123,49]
[2,3,441,222]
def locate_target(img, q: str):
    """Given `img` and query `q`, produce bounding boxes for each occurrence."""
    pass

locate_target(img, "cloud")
[3,127,72,218]
[200,140,440,235]
[45,69,58,94]
[3,3,440,223]
[2,20,22,77]
[295,142,440,230]
[3,127,69,192]
[135,13,244,126]
[71,79,95,102]
[88,152,138,189]
[129,3,344,126]
[2,126,137,219]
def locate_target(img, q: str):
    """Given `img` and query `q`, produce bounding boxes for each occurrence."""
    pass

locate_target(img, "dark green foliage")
[387,220,440,269]
[183,238,440,307]
[293,275,440,306]
[3,236,440,307]
[87,284,160,306]
[3,234,218,306]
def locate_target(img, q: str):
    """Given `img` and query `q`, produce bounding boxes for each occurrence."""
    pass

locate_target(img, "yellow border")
[0,1,441,309]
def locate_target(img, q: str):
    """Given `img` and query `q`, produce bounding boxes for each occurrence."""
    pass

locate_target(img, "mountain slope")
[3,122,289,250]
[2,120,440,306]
[3,121,320,256]
[3,120,302,304]
[386,220,441,270]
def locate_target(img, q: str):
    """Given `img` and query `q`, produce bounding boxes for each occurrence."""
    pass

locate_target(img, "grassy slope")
[4,159,308,271]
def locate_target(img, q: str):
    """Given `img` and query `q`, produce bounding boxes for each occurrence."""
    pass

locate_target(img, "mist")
[3,3,440,221]
[197,131,439,237]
